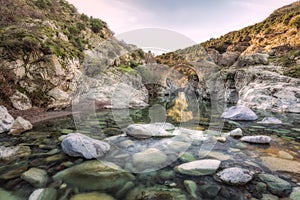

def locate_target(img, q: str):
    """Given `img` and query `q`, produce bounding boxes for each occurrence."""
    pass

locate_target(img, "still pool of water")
[1,97,300,200]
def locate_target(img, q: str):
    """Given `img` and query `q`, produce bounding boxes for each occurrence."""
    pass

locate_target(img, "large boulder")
[61,133,110,159]
[175,159,221,176]
[0,106,14,133]
[221,105,258,121]
[9,116,33,135]
[53,160,135,192]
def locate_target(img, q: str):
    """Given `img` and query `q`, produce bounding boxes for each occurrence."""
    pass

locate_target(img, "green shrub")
[284,65,300,78]
[289,15,300,28]
[76,22,85,31]
[68,25,80,35]
[35,0,52,9]
[117,64,137,74]
[90,18,103,33]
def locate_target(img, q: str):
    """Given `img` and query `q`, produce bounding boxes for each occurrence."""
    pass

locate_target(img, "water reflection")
[167,92,193,123]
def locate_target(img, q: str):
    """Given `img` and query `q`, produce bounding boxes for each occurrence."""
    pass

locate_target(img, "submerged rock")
[0,145,31,161]
[9,116,33,135]
[278,151,294,160]
[175,159,221,176]
[70,192,115,200]
[260,156,300,173]
[132,148,168,172]
[199,184,221,199]
[258,117,282,124]
[240,135,271,144]
[125,185,187,200]
[184,180,198,198]
[0,106,14,133]
[207,151,233,161]
[221,105,258,121]
[0,188,20,200]
[216,167,253,185]
[21,168,48,188]
[28,188,57,200]
[125,123,176,138]
[290,187,300,200]
[53,160,135,192]
[61,133,110,159]
[258,173,291,196]
[261,194,279,200]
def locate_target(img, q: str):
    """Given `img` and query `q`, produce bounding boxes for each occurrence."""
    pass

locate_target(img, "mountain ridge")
[156,1,300,78]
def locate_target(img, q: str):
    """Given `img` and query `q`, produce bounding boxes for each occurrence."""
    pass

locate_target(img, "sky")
[67,0,296,50]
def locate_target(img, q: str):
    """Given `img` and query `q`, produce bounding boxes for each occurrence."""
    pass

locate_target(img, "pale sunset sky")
[67,0,296,50]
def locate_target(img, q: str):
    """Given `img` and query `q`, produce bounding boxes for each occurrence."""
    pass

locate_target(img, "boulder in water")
[221,105,258,121]
[61,133,110,159]
[241,135,271,144]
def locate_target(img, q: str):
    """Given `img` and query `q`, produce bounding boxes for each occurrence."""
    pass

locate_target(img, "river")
[0,93,300,199]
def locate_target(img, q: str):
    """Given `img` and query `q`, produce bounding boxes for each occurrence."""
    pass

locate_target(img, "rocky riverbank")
[1,104,300,200]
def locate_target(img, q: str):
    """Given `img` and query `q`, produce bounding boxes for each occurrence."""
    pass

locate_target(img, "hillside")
[158,1,300,77]
[201,1,300,54]
[0,0,146,110]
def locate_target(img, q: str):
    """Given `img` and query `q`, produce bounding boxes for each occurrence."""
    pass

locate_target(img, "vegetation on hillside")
[0,0,112,61]
[0,0,114,107]
[172,1,300,78]
[201,1,300,54]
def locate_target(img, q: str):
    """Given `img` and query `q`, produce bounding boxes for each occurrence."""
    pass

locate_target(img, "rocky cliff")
[157,1,300,113]
[0,0,147,111]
